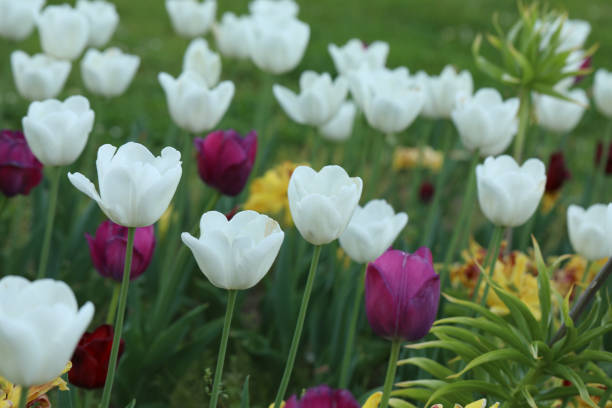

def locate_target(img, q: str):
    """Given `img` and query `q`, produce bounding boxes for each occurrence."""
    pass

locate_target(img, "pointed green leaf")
[548,363,598,408]
[240,376,250,408]
[425,380,511,407]
[532,238,552,338]
[447,348,534,379]
[396,357,454,380]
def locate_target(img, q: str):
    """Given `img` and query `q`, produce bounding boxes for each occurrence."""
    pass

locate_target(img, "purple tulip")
[194,129,257,196]
[86,220,156,282]
[285,385,360,408]
[365,247,440,341]
[0,129,43,197]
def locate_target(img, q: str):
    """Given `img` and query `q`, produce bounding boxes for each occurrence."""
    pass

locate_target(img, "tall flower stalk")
[37,166,61,278]
[209,290,238,408]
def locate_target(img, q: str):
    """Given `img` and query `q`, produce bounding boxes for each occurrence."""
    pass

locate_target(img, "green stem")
[379,340,402,408]
[472,225,503,304]
[407,123,435,211]
[106,285,120,325]
[273,245,322,408]
[17,386,29,408]
[366,135,386,199]
[517,211,538,251]
[37,166,61,279]
[338,263,367,388]
[209,290,238,408]
[99,227,135,408]
[513,89,531,162]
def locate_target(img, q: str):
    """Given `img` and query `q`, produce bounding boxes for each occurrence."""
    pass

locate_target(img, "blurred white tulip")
[37,4,89,61]
[11,50,71,101]
[213,12,253,60]
[318,101,357,142]
[166,0,216,38]
[328,39,389,77]
[249,17,309,74]
[76,0,119,47]
[0,0,44,41]
[594,69,612,118]
[415,66,473,119]
[533,88,588,133]
[567,203,612,261]
[183,38,221,88]
[81,48,140,98]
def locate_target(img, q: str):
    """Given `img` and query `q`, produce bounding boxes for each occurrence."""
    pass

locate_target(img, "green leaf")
[447,348,534,379]
[532,238,552,338]
[395,379,447,389]
[396,357,454,380]
[547,363,599,408]
[425,380,511,407]
[405,340,479,361]
[430,325,495,352]
[240,376,250,408]
[389,399,418,408]
[565,350,612,365]
[124,399,136,408]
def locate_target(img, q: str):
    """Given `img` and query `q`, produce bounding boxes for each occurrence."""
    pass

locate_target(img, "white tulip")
[567,203,612,261]
[416,66,473,119]
[318,101,357,142]
[183,38,221,88]
[81,48,140,98]
[22,96,94,166]
[339,199,408,264]
[328,39,389,77]
[213,12,252,60]
[288,165,363,245]
[0,276,94,387]
[68,142,182,227]
[37,4,89,61]
[594,69,612,118]
[11,50,71,101]
[273,71,348,126]
[76,0,118,47]
[249,17,310,75]
[165,0,216,38]
[181,211,284,290]
[533,88,588,133]
[538,18,591,53]
[476,155,546,227]
[451,88,519,156]
[0,0,44,41]
[158,71,235,134]
[249,0,298,20]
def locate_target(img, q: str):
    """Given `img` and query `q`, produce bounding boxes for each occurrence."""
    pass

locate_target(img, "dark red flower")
[285,385,360,408]
[595,141,612,175]
[86,220,156,282]
[419,181,435,203]
[545,151,571,192]
[69,325,125,389]
[0,129,43,197]
[194,130,257,196]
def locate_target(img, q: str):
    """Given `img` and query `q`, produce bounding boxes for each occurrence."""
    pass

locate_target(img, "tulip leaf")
[521,388,538,408]
[430,325,496,352]
[424,380,510,407]
[508,43,534,83]
[240,376,250,408]
[441,293,514,328]
[547,363,599,408]
[447,348,534,379]
[124,399,136,408]
[389,399,418,408]
[395,379,447,389]
[405,340,480,361]
[396,357,454,380]
[532,238,552,337]
[563,350,612,365]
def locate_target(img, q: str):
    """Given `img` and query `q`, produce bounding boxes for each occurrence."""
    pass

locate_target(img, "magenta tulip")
[194,130,257,196]
[365,247,440,341]
[86,220,156,282]
[285,385,360,408]
[0,129,43,197]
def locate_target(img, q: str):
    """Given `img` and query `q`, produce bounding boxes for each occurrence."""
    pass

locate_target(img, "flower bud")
[0,130,43,198]
[37,5,90,61]
[81,48,140,98]
[76,0,119,48]
[567,203,612,261]
[545,152,571,193]
[11,51,71,101]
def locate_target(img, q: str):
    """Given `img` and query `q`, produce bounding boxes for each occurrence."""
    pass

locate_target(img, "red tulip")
[419,181,435,203]
[194,129,257,196]
[0,129,43,197]
[595,141,612,175]
[285,385,360,408]
[545,151,571,192]
[69,325,125,389]
[86,220,156,282]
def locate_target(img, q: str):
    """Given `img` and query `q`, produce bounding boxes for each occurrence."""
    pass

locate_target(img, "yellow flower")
[392,146,443,172]
[431,399,500,408]
[550,255,604,299]
[1,363,71,408]
[362,392,381,408]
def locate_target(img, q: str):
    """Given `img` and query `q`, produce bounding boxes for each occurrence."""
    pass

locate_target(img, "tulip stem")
[476,225,504,306]
[379,339,401,408]
[100,227,135,408]
[273,245,322,408]
[210,289,238,408]
[37,166,61,279]
[17,386,29,408]
[106,285,120,325]
[513,89,531,162]
[338,263,367,388]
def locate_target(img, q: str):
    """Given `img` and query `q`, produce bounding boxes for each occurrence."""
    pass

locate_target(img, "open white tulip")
[273,71,348,126]
[213,12,252,60]
[181,211,284,290]
[0,276,94,387]
[451,88,519,156]
[288,165,363,245]
[318,101,357,142]
[0,0,44,41]
[68,142,182,227]
[339,199,408,264]
[81,48,140,98]
[22,96,94,166]
[533,88,588,133]
[416,66,473,119]
[594,69,612,118]
[476,155,546,227]
[567,203,612,261]
[158,71,235,134]
[37,4,89,61]
[76,0,118,47]
[166,0,216,38]
[183,38,221,88]
[328,39,389,77]
[11,50,71,101]
[249,0,298,19]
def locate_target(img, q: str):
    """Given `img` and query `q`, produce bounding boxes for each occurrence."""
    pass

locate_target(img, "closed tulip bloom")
[37,5,89,61]
[249,0,298,20]
[194,130,257,196]
[328,39,389,77]
[81,48,140,98]
[274,71,348,126]
[0,0,44,41]
[68,324,125,389]
[284,385,360,408]
[68,142,182,228]
[86,220,156,282]
[0,130,43,197]
[533,88,588,133]
[159,71,235,134]
[166,0,216,38]
[0,276,94,386]
[476,155,546,227]
[249,17,310,75]
[213,12,252,60]
[451,88,519,156]
[11,51,71,101]
[416,66,474,119]
[567,204,612,261]
[76,0,118,48]
[339,199,408,264]
[288,165,362,245]
[545,152,571,193]
[365,248,440,341]
[22,96,95,166]
[181,210,284,290]
[183,38,221,88]
[593,69,612,118]
[318,101,357,142]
